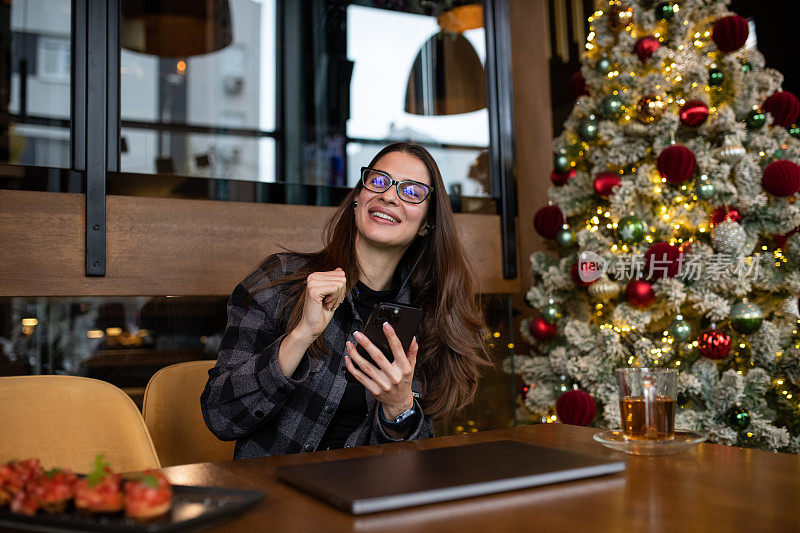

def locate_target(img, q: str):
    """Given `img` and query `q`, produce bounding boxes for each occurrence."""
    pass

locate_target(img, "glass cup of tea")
[615,368,677,441]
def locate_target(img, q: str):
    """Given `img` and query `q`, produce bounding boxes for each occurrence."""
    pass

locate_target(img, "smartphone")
[355,302,423,365]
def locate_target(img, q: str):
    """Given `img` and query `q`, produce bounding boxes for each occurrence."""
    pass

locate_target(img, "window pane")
[120,128,275,183]
[120,0,276,182]
[346,5,489,146]
[0,296,227,407]
[345,4,492,213]
[4,0,71,169]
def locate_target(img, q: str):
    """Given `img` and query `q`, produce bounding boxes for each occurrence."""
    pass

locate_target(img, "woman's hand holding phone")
[345,323,417,421]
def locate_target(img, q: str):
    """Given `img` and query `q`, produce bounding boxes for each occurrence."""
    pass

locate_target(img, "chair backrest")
[142,360,235,467]
[0,375,160,474]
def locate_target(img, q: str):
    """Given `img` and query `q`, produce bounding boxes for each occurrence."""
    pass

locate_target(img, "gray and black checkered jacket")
[201,252,434,458]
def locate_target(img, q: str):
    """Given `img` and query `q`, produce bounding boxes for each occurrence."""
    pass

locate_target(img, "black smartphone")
[355,302,423,365]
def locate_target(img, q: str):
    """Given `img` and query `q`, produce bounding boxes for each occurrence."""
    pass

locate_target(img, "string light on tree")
[655,2,677,21]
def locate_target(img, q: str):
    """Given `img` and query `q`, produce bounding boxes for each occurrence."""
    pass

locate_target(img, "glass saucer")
[593,429,707,456]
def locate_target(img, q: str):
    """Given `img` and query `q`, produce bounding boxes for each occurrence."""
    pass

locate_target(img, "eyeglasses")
[360,167,433,204]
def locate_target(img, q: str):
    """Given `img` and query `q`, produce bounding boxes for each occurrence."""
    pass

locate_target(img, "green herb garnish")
[137,474,159,489]
[87,454,110,488]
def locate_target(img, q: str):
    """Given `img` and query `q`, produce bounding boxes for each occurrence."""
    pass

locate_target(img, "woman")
[201,142,490,458]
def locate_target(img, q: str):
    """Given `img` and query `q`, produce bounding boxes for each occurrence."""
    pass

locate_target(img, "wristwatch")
[379,403,417,430]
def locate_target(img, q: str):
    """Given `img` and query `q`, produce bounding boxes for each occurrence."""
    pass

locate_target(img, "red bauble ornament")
[763,91,800,128]
[520,384,530,400]
[529,316,557,341]
[680,100,710,127]
[571,261,598,287]
[626,279,655,307]
[593,172,621,197]
[569,71,588,99]
[644,242,683,279]
[762,160,800,197]
[551,168,575,186]
[698,328,732,360]
[556,389,597,426]
[712,15,749,53]
[710,205,741,227]
[534,205,564,239]
[775,227,799,249]
[634,36,660,62]
[657,145,696,183]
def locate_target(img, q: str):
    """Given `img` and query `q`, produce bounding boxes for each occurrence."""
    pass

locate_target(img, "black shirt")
[317,280,397,450]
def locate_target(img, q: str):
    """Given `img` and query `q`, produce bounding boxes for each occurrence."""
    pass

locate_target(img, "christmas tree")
[511,0,800,452]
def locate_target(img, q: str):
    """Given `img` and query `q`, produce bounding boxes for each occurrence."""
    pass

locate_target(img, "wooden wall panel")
[510,0,555,288]
[0,190,517,296]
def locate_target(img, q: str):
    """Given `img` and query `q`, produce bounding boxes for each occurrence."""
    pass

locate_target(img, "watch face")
[395,407,415,423]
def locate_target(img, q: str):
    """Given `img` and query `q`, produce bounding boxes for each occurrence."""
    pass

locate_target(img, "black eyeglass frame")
[360,166,433,204]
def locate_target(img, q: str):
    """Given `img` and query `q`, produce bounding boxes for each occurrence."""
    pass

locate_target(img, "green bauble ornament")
[708,68,724,87]
[601,95,624,120]
[617,215,645,243]
[555,226,577,249]
[596,57,612,75]
[730,300,763,334]
[578,115,599,141]
[668,314,692,342]
[554,152,573,173]
[655,2,676,21]
[695,174,715,200]
[727,404,751,431]
[741,61,752,73]
[745,110,766,130]
[541,301,562,324]
[789,124,800,139]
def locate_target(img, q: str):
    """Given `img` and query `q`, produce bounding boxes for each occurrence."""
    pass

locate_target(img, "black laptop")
[276,440,625,514]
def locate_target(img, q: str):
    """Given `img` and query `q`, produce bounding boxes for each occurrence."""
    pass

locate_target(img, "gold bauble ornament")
[588,275,621,301]
[636,94,666,123]
[609,4,634,32]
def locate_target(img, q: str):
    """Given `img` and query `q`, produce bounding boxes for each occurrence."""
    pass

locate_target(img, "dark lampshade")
[404,31,486,116]
[121,0,233,57]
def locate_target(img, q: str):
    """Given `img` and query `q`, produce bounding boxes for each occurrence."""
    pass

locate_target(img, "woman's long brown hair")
[267,142,490,420]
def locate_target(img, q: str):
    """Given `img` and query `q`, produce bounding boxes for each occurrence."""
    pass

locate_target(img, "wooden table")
[161,424,800,532]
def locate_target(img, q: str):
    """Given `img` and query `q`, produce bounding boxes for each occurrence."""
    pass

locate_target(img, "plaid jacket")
[201,252,434,458]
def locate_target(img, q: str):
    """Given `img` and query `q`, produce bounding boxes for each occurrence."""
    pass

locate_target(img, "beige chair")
[0,375,160,474]
[143,360,235,467]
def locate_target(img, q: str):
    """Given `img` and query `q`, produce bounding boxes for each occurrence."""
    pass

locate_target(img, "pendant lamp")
[405,4,486,116]
[121,0,233,57]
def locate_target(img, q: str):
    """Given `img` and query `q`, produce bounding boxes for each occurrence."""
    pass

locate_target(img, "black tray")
[0,485,265,532]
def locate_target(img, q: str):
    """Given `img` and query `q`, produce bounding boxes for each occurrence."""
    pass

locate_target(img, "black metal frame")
[484,0,517,279]
[72,0,119,276]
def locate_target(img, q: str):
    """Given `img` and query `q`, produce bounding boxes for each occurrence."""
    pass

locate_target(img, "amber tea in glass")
[619,395,675,440]
[615,368,677,441]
